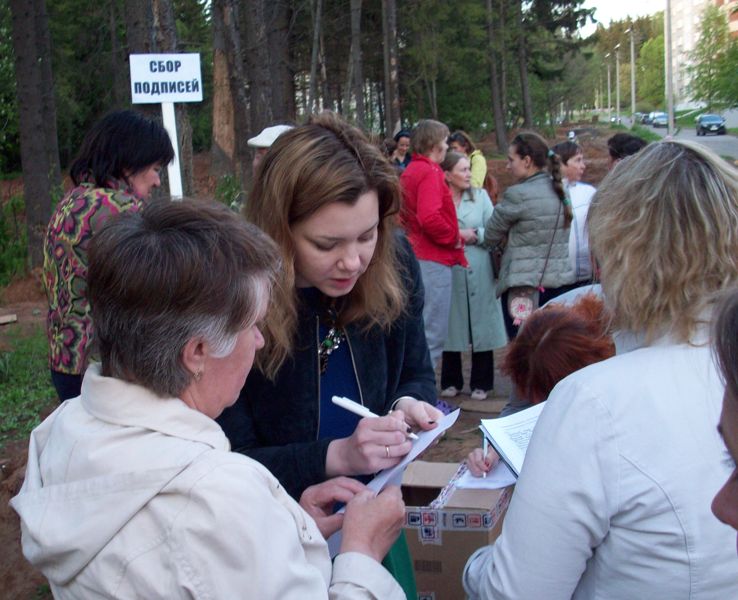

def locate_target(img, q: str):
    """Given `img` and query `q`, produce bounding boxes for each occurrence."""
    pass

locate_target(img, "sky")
[580,0,663,37]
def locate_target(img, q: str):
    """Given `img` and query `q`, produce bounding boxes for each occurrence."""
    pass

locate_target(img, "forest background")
[1,0,737,280]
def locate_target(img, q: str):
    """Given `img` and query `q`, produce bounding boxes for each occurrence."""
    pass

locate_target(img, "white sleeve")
[463,375,620,599]
[171,459,403,599]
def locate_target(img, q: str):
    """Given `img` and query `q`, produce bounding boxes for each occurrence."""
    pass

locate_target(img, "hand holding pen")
[325,397,416,477]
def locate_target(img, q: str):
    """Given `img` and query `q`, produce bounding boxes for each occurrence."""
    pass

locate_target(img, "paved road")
[646,122,738,160]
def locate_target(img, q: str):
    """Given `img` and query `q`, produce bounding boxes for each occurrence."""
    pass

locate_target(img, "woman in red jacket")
[400,119,467,369]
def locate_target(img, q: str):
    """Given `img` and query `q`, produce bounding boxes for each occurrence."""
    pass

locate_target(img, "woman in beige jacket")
[11,200,406,599]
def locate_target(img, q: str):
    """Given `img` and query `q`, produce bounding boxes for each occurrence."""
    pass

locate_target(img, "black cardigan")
[217,233,436,499]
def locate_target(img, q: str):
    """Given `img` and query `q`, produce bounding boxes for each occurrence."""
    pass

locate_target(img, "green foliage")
[215,174,245,212]
[0,194,27,286]
[630,124,662,143]
[0,324,54,449]
[688,5,738,110]
[637,34,665,109]
[0,2,20,175]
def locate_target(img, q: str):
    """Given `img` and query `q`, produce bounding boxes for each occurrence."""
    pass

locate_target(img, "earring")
[193,370,202,382]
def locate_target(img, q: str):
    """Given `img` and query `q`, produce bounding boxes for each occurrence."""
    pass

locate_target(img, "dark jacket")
[217,234,436,499]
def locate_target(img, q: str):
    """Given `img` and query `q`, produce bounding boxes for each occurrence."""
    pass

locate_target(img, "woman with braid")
[484,131,575,339]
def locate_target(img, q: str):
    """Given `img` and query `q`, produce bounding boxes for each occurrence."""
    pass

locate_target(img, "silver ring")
[385,445,390,458]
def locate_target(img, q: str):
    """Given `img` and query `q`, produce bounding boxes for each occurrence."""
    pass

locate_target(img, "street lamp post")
[605,53,612,124]
[665,0,675,135]
[615,44,621,124]
[626,27,636,119]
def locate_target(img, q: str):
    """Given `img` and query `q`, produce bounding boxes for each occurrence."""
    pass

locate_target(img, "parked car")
[652,112,668,128]
[642,112,654,125]
[696,114,727,136]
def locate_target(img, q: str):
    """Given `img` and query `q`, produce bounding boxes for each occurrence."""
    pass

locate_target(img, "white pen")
[482,433,488,479]
[331,395,420,440]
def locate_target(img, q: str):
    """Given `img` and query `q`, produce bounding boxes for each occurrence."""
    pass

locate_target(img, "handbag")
[507,204,562,326]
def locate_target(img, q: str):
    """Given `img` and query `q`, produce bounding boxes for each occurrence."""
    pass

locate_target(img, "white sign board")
[130,53,202,104]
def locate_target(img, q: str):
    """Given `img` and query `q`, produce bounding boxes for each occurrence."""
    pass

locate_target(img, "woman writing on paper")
[464,140,738,599]
[218,113,442,496]
[466,293,615,476]
[217,113,442,595]
[12,200,406,598]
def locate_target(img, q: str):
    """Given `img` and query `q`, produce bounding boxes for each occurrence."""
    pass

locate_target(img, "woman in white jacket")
[11,200,406,599]
[464,140,738,599]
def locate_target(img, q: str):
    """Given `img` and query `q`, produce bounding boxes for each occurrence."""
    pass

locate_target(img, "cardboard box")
[402,461,512,600]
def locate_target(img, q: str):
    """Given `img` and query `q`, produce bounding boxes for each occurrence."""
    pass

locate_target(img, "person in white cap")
[248,124,293,172]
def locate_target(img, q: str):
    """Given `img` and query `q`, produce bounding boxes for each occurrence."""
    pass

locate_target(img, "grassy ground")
[630,124,662,143]
[0,323,54,452]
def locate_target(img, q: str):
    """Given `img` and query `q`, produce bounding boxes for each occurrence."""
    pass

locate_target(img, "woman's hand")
[325,411,413,477]
[299,477,367,539]
[459,228,478,244]
[340,486,405,563]
[392,397,444,434]
[466,446,500,477]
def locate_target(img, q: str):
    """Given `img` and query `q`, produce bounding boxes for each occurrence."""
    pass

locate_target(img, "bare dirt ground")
[0,128,614,598]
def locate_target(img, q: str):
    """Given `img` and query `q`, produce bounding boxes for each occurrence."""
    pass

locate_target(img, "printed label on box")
[452,513,467,528]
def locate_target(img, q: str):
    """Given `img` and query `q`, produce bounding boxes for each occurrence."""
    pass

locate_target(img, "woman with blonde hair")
[464,140,738,598]
[449,130,488,189]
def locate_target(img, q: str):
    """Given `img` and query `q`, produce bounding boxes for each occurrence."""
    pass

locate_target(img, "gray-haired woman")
[11,200,406,599]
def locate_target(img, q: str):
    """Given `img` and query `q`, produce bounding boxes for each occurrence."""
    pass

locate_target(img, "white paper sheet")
[454,460,517,489]
[327,409,460,556]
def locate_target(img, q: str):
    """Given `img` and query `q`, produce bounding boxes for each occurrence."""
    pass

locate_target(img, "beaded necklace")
[318,303,345,375]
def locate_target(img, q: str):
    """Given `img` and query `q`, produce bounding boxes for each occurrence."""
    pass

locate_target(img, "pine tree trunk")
[243,1,275,138]
[267,1,295,121]
[486,0,507,153]
[9,0,61,269]
[515,2,533,127]
[381,0,400,136]
[211,0,250,183]
[349,0,365,127]
[308,0,323,113]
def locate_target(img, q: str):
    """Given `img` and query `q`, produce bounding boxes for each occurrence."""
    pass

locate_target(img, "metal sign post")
[129,53,203,200]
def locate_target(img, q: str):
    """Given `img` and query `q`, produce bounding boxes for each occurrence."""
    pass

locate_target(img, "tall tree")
[349,0,365,126]
[9,0,61,268]
[307,0,323,113]
[381,0,400,136]
[515,1,534,126]
[268,1,295,121]
[243,2,274,135]
[636,34,665,109]
[688,5,735,110]
[211,0,250,181]
[486,0,507,152]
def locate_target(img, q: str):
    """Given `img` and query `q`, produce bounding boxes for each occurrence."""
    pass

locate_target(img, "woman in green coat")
[439,152,508,401]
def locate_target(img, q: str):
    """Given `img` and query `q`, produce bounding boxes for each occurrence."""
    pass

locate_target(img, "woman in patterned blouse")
[43,110,174,401]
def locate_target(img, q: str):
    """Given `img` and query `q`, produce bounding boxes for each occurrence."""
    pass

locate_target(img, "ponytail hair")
[512,131,572,227]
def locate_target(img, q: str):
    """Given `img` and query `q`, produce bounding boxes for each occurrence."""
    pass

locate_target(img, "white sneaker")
[470,389,488,401]
[440,386,458,398]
